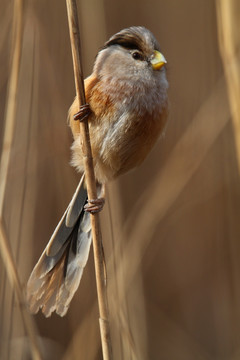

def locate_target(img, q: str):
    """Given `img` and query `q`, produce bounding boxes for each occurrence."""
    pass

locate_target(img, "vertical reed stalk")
[65,1,113,359]
[216,0,240,172]
[0,0,42,359]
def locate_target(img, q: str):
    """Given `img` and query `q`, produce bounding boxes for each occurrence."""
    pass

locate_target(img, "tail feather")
[26,174,94,317]
[66,175,87,227]
[46,175,85,257]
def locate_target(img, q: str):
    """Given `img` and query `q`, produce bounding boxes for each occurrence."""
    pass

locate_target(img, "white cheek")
[129,60,147,78]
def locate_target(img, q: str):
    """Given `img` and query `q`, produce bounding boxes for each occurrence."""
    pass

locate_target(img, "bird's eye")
[132,51,143,61]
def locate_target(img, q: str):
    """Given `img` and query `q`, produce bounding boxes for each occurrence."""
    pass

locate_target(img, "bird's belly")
[95,112,164,181]
[71,108,166,184]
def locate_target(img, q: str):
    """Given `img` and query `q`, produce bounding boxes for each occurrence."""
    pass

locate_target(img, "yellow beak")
[151,50,167,70]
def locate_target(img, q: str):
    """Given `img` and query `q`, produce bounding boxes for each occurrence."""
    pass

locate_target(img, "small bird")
[27,26,169,317]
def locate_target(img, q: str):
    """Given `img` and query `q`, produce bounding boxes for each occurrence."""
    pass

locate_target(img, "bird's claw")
[74,103,92,122]
[84,197,105,214]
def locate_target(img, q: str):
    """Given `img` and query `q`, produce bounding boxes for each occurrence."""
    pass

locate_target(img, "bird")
[26,26,169,317]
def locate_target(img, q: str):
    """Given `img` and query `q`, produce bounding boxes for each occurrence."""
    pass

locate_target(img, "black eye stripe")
[101,27,162,59]
[103,37,146,61]
[103,34,143,52]
[109,40,141,51]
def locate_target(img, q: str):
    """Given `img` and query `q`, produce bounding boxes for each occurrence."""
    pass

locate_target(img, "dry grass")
[216,0,240,170]
[0,1,42,359]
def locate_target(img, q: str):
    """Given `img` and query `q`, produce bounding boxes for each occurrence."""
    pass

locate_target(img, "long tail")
[27,174,93,317]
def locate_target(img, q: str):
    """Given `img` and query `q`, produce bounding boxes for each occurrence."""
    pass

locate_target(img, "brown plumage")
[27,26,169,317]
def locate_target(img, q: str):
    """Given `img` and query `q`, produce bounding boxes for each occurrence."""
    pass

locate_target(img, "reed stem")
[65,1,113,358]
[0,0,42,359]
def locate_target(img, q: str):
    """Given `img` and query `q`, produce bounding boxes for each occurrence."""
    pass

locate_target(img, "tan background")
[1,0,240,359]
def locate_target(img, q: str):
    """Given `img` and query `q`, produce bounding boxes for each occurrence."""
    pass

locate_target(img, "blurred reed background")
[1,0,240,359]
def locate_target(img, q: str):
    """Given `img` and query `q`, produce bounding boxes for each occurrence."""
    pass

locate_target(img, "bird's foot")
[84,197,105,214]
[74,103,92,122]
